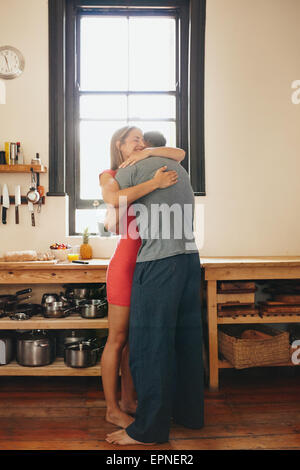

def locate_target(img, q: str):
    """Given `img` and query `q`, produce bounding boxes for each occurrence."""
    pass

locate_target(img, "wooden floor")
[0,367,299,450]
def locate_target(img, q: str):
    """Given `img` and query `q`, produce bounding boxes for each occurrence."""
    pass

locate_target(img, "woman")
[99,126,185,429]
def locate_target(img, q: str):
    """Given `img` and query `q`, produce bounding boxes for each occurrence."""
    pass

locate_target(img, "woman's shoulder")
[99,169,117,178]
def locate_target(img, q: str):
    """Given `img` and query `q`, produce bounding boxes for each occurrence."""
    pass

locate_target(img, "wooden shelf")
[0,164,47,173]
[218,357,296,369]
[218,315,300,324]
[0,314,108,330]
[0,358,102,376]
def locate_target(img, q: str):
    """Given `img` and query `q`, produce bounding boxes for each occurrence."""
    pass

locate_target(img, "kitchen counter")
[201,255,300,391]
[0,258,109,284]
[0,259,110,377]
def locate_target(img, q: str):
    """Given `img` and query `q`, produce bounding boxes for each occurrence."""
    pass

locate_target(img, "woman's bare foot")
[105,429,155,445]
[105,409,135,429]
[119,399,137,416]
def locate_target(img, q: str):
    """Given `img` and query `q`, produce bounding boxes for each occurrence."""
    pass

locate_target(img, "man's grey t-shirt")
[115,156,198,263]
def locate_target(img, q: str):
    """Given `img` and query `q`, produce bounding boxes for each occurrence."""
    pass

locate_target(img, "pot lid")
[19,330,49,340]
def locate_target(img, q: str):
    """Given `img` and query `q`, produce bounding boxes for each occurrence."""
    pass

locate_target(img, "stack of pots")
[63,284,108,319]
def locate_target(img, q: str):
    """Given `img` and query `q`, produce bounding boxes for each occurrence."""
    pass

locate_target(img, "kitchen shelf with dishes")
[208,279,300,373]
[0,261,110,376]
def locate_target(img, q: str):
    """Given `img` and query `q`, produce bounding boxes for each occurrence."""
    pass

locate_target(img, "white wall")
[1,0,300,258]
[200,0,300,255]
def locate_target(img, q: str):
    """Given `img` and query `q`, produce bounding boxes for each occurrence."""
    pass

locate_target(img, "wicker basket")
[218,325,290,369]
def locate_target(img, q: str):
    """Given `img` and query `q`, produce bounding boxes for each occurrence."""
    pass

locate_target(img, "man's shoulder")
[115,164,137,188]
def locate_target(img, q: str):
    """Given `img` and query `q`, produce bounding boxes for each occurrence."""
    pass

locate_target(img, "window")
[77,12,177,233]
[49,0,206,235]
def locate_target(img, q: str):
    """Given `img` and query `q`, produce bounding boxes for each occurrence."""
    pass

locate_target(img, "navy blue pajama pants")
[126,253,204,443]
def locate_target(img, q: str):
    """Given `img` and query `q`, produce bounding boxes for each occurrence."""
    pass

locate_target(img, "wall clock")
[0,46,25,79]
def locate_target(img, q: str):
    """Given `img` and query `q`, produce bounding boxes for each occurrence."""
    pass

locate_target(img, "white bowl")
[50,248,72,262]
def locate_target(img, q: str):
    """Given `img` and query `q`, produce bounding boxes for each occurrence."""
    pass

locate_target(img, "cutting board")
[0,259,58,266]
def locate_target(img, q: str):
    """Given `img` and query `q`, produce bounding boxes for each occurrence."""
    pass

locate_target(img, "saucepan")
[78,299,108,319]
[42,302,76,318]
[64,339,102,368]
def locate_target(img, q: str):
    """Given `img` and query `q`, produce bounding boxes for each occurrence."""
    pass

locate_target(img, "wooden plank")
[0,314,108,329]
[218,315,300,324]
[218,358,296,369]
[0,258,109,283]
[0,164,47,173]
[0,268,107,284]
[205,266,300,281]
[201,256,300,268]
[0,359,102,376]
[217,292,255,303]
[207,280,219,391]
[0,260,58,266]
[0,258,110,269]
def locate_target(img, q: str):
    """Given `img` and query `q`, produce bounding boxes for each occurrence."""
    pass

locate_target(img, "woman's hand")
[153,166,178,189]
[118,148,150,168]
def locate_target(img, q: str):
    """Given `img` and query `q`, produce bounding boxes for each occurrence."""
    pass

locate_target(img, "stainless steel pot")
[79,299,108,319]
[55,330,95,357]
[0,333,14,365]
[42,302,75,318]
[64,339,101,368]
[65,287,90,300]
[41,293,60,305]
[70,298,88,307]
[17,330,56,367]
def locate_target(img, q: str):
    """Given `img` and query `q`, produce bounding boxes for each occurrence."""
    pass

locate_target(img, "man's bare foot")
[105,429,155,445]
[119,400,137,416]
[105,409,135,429]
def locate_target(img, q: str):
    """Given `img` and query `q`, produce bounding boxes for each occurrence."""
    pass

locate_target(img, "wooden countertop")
[0,258,110,270]
[0,259,110,284]
[200,256,300,268]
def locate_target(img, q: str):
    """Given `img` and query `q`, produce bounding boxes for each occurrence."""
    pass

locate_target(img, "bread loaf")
[4,250,38,262]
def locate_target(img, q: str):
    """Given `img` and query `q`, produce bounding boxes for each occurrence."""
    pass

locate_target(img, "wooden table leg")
[207,280,219,391]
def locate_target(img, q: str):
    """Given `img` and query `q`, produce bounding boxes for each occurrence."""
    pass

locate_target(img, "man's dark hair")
[143,131,167,148]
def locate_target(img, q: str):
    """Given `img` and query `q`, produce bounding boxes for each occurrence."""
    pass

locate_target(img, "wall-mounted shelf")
[0,164,47,173]
[0,196,45,205]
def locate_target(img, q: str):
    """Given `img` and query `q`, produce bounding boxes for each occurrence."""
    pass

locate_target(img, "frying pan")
[0,288,32,315]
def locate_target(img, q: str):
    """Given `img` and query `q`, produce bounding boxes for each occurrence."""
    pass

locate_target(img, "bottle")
[16,142,24,164]
[4,142,10,165]
[10,143,17,164]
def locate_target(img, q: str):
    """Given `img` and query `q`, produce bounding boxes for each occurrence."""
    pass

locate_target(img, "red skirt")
[106,236,141,307]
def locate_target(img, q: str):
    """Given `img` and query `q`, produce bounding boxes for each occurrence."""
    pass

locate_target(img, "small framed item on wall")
[0,45,25,80]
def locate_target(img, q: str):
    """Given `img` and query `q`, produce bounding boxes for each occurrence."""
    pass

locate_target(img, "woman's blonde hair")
[110,126,138,170]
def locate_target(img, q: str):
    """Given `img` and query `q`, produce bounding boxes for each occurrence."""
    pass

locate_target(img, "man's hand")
[118,148,150,168]
[153,166,178,189]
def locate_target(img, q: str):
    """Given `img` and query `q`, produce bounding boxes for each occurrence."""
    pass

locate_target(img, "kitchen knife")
[15,185,21,224]
[28,200,35,227]
[2,184,9,224]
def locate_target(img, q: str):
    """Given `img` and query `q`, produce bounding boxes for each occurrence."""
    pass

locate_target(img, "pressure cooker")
[16,330,56,367]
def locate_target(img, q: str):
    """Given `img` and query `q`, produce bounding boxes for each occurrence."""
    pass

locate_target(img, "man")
[105,156,204,445]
